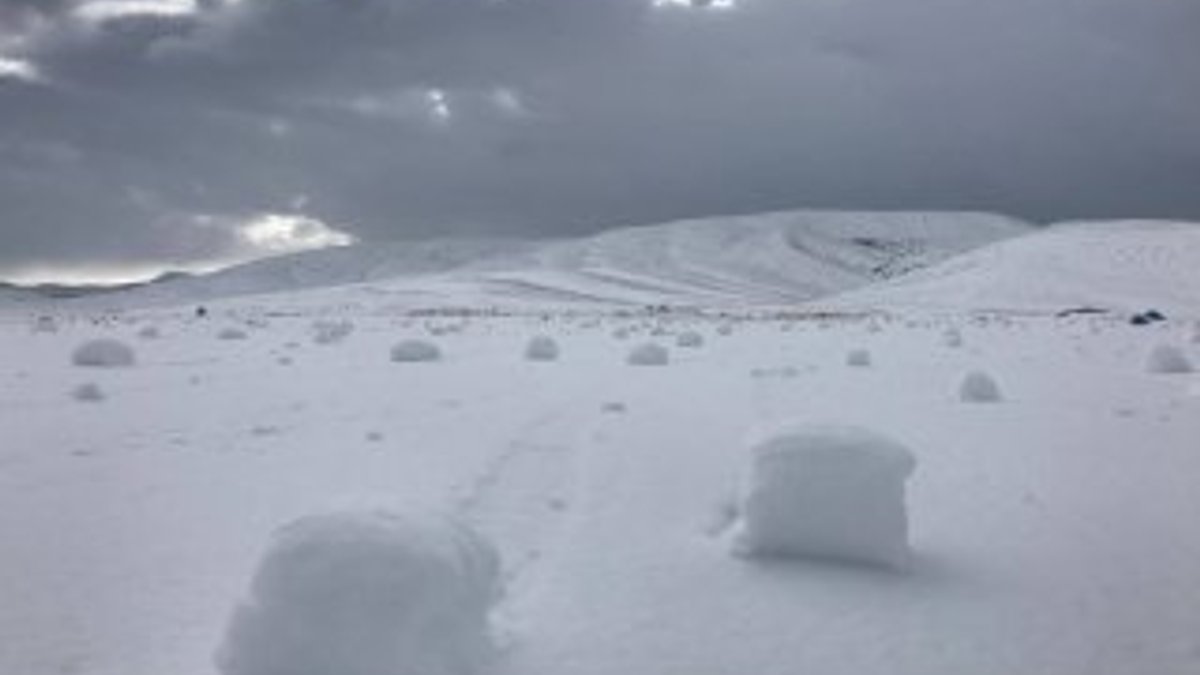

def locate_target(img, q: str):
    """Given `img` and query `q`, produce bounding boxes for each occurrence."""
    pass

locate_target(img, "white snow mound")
[1145,344,1193,374]
[733,424,917,568]
[524,335,560,361]
[959,371,1003,403]
[846,348,872,367]
[71,338,136,368]
[627,342,670,366]
[390,339,442,363]
[216,510,501,675]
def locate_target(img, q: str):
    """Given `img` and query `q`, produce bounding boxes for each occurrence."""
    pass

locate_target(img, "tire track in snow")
[452,401,595,596]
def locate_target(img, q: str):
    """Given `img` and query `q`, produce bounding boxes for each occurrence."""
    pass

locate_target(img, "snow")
[390,339,442,363]
[50,210,1030,311]
[846,348,872,367]
[675,329,705,348]
[217,327,249,341]
[3,215,1200,675]
[72,382,105,402]
[524,336,560,362]
[216,510,500,675]
[731,424,916,568]
[1145,344,1193,374]
[959,370,1004,403]
[832,220,1200,315]
[311,319,354,345]
[71,337,136,367]
[626,342,670,366]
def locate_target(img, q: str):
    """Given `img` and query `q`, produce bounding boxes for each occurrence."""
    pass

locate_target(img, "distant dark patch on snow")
[71,338,136,368]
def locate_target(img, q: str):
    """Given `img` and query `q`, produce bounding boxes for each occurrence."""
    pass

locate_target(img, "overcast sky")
[1,0,1198,282]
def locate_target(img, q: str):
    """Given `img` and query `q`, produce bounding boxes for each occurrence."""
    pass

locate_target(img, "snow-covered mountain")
[98,210,1031,309]
[829,220,1200,315]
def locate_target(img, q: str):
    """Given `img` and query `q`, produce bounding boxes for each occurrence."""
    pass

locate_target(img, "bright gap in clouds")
[74,0,197,22]
[237,213,357,255]
[5,213,356,286]
[653,0,739,10]
[0,56,41,83]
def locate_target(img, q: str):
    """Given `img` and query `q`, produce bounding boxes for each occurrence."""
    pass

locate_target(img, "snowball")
[72,382,105,402]
[390,339,442,363]
[524,335,560,362]
[675,330,705,349]
[1145,344,1193,374]
[733,424,917,568]
[32,316,59,334]
[959,371,1003,403]
[312,320,355,345]
[626,342,669,366]
[71,338,136,368]
[218,327,249,341]
[846,348,872,367]
[217,510,501,675]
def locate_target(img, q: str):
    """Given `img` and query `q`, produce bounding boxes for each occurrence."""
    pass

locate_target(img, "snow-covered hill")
[828,220,1200,316]
[97,210,1030,309]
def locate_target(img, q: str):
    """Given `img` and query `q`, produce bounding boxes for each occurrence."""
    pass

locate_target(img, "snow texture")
[733,424,917,568]
[626,342,670,366]
[524,336,560,362]
[1145,344,1193,374]
[390,339,442,363]
[311,320,354,345]
[959,371,1003,403]
[71,338,136,368]
[217,510,500,675]
[675,330,705,348]
[218,328,249,341]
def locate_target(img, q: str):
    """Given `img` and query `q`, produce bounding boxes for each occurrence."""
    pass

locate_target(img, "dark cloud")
[2,0,1199,280]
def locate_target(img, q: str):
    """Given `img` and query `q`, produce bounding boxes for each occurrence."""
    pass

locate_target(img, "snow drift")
[216,510,500,675]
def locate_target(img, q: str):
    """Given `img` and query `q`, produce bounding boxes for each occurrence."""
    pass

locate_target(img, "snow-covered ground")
[3,215,1200,675]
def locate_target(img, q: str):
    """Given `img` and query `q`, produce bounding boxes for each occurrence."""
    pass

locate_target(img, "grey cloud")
[1,0,1199,279]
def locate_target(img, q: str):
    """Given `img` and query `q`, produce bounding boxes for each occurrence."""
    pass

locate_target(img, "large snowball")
[959,371,1003,403]
[626,342,669,366]
[733,424,917,568]
[71,338,136,368]
[1145,344,1193,374]
[524,335,560,361]
[390,339,442,363]
[217,510,501,675]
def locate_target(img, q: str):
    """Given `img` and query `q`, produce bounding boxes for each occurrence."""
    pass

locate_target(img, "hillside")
[93,210,1031,309]
[827,220,1200,316]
